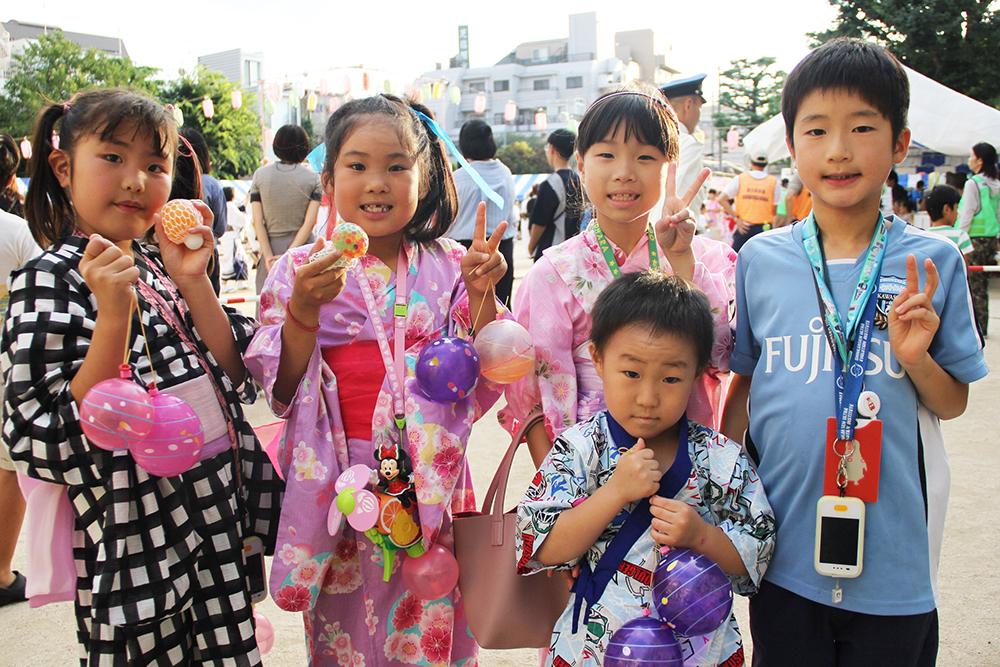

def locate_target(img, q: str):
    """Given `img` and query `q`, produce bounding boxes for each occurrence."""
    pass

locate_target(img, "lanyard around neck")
[593,223,659,279]
[353,247,408,437]
[801,213,889,441]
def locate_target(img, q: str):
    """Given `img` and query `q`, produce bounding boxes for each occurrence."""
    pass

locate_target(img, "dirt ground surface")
[2,236,998,666]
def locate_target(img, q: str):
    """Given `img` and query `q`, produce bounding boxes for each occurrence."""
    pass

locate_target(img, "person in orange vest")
[719,152,780,251]
[783,171,813,225]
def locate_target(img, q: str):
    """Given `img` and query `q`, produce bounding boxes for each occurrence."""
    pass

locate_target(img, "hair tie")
[62,92,81,113]
[410,108,505,210]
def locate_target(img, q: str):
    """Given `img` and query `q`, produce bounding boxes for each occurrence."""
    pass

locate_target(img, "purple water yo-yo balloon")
[652,547,733,637]
[605,614,682,667]
[414,337,480,403]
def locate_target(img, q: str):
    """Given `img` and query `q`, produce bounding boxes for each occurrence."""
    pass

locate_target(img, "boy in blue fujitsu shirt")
[722,38,988,666]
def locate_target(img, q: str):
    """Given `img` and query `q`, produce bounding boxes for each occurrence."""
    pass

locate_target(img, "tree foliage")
[496,135,550,174]
[0,31,160,140]
[811,0,1000,106]
[159,67,261,179]
[712,57,786,131]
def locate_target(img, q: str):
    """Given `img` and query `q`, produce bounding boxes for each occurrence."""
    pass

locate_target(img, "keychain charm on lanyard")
[354,247,408,444]
[593,224,659,278]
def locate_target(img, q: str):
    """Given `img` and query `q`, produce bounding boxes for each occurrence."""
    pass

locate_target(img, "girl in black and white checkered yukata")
[3,89,283,666]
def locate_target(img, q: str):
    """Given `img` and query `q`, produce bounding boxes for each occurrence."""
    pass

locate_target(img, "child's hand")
[888,254,940,369]
[461,202,508,299]
[154,200,215,285]
[288,238,348,323]
[609,439,661,505]
[655,164,710,255]
[79,234,139,318]
[649,495,709,549]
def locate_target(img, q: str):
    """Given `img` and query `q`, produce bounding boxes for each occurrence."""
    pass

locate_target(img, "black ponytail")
[24,103,71,247]
[405,99,457,242]
[973,142,998,180]
[0,131,22,216]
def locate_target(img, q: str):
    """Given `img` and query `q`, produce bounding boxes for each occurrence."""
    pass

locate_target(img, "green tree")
[160,67,261,179]
[811,0,1000,106]
[496,134,550,174]
[0,31,160,141]
[712,57,786,131]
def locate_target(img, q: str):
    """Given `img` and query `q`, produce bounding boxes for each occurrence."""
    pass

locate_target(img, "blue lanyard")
[801,214,888,441]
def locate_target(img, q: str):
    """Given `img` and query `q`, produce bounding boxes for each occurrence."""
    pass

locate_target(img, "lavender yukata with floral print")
[501,228,737,437]
[245,238,504,667]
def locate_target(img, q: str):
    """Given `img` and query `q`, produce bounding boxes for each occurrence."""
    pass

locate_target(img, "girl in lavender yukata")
[244,95,509,667]
[501,81,737,467]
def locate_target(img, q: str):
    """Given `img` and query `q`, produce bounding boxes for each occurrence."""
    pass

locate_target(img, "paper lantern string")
[411,108,505,210]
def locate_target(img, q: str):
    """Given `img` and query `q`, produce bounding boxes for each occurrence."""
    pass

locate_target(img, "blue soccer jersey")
[732,217,988,615]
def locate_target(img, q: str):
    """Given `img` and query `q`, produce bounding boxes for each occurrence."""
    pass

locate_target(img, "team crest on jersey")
[874,275,906,329]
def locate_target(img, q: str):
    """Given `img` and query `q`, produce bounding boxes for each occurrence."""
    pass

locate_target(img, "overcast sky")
[12,0,839,98]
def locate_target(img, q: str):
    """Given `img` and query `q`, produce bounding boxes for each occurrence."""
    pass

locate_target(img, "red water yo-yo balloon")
[605,613,683,667]
[401,544,459,601]
[414,337,480,403]
[80,364,155,451]
[652,547,733,637]
[129,388,204,476]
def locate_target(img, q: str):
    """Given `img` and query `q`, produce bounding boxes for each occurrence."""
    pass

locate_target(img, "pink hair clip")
[62,92,81,113]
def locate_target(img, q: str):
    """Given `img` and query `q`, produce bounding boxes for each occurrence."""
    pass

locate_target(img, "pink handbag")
[453,415,571,649]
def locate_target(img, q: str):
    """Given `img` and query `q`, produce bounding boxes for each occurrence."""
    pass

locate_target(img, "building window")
[469,81,486,92]
[532,47,549,61]
[245,60,260,86]
[533,79,550,91]
[494,113,506,125]
[566,76,583,89]
[494,79,509,92]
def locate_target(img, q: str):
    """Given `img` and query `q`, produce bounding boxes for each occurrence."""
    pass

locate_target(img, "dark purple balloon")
[652,548,733,636]
[414,337,480,403]
[605,617,682,667]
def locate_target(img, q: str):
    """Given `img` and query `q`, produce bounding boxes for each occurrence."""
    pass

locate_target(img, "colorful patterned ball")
[652,548,733,637]
[605,616,682,667]
[310,222,370,272]
[130,389,204,476]
[80,365,155,451]
[160,199,204,249]
[414,337,480,403]
[473,319,535,384]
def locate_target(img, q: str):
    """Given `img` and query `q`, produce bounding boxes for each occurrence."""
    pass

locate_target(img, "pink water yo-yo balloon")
[473,319,536,384]
[414,337,480,403]
[161,199,204,249]
[253,608,275,655]
[130,388,204,476]
[401,544,459,601]
[80,364,155,451]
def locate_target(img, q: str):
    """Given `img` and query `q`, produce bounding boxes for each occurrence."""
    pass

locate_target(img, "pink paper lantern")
[267,83,281,102]
[343,75,352,94]
[534,109,547,131]
[319,78,329,95]
[474,92,487,114]
[202,97,215,120]
[401,544,459,600]
[363,72,371,91]
[264,128,274,146]
[330,97,341,113]
[504,100,517,123]
[130,388,204,477]
[80,364,155,451]
[230,89,243,109]
[19,138,31,160]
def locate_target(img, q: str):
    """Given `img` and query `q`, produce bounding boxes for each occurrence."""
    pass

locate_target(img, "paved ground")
[3,236,999,665]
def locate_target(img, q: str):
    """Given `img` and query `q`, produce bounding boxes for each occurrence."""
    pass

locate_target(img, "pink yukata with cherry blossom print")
[501,227,736,439]
[245,237,504,667]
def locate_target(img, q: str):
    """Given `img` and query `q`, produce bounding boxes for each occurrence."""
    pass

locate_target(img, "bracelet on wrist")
[286,303,320,332]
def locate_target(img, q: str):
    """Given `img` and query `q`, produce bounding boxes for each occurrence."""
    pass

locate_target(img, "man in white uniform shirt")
[661,74,708,211]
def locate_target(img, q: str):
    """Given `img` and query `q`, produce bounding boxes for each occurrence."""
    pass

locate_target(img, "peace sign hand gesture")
[655,164,710,255]
[461,201,508,299]
[888,254,940,369]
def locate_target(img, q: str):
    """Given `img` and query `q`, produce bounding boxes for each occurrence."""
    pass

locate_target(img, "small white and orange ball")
[160,200,205,249]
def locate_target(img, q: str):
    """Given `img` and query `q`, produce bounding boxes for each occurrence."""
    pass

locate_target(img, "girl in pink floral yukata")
[502,80,738,467]
[245,95,509,666]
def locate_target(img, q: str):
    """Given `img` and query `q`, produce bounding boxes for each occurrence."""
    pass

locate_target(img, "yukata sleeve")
[689,236,737,372]
[516,434,592,573]
[695,429,775,596]
[500,259,578,439]
[2,264,109,486]
[244,248,325,418]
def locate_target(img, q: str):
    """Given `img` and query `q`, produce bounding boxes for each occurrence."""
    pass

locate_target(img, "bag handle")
[481,413,545,546]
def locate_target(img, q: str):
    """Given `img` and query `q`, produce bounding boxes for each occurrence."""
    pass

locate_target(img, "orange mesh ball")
[160,200,204,249]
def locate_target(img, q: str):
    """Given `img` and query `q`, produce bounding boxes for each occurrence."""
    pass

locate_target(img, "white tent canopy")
[743,65,1000,163]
